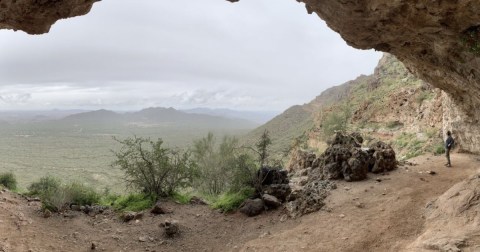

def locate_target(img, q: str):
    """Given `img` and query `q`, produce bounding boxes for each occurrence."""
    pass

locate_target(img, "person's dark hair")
[447,131,452,136]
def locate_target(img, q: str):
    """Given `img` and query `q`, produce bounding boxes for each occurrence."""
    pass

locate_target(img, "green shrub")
[113,193,156,212]
[28,176,100,212]
[211,188,255,212]
[28,175,61,196]
[112,136,198,197]
[0,172,17,190]
[64,182,100,206]
[192,133,257,196]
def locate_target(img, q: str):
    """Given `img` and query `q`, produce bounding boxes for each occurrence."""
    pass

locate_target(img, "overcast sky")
[0,0,382,112]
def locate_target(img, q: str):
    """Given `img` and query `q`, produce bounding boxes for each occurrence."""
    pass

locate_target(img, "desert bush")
[112,136,198,197]
[192,133,258,196]
[28,176,100,212]
[321,103,352,138]
[64,182,100,206]
[28,175,61,196]
[0,172,17,190]
[256,129,272,167]
[193,133,237,195]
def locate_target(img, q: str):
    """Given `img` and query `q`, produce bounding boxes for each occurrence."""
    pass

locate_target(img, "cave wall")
[442,91,480,153]
[0,0,99,34]
[1,0,480,152]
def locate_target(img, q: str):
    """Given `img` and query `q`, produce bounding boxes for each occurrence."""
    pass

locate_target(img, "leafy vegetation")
[192,133,238,195]
[0,172,17,190]
[111,136,198,197]
[210,187,255,212]
[28,175,101,212]
[110,193,156,212]
[255,129,272,167]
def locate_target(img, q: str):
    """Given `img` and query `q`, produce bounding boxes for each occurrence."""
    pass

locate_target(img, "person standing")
[445,131,454,167]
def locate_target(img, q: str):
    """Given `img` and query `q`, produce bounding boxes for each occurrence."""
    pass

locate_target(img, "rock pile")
[239,167,290,217]
[286,132,397,217]
[240,132,397,217]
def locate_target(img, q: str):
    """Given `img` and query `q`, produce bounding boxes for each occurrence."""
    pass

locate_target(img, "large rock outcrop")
[2,1,480,152]
[236,0,480,154]
[0,0,99,34]
[406,173,480,251]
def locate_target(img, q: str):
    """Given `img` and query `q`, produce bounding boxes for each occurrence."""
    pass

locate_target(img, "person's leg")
[446,148,451,166]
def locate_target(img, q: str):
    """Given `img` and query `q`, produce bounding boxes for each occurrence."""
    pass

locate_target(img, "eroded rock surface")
[229,0,480,153]
[0,0,99,34]
[407,173,480,251]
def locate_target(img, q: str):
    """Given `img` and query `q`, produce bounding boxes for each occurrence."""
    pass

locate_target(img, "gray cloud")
[0,0,381,111]
[0,93,32,104]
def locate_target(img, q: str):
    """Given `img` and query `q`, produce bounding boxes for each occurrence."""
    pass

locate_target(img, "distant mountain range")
[182,108,279,124]
[58,107,259,130]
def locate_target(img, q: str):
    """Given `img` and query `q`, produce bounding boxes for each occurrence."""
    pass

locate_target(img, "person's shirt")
[445,136,454,149]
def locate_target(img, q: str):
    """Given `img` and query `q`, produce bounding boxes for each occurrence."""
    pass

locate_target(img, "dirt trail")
[0,153,478,252]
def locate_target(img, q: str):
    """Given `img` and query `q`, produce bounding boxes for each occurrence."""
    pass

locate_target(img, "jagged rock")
[262,194,282,209]
[150,202,166,215]
[257,167,289,185]
[160,220,179,237]
[286,180,336,218]
[369,141,397,173]
[329,131,363,147]
[287,149,320,172]
[262,184,291,202]
[343,148,369,182]
[239,198,264,217]
[322,145,351,180]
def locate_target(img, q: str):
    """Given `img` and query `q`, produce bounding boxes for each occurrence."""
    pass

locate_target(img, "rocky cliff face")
[236,0,480,153]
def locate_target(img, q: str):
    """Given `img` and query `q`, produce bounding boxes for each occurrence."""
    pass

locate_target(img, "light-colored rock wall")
[443,92,480,153]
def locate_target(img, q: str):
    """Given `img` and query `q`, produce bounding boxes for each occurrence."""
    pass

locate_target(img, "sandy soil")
[0,153,478,252]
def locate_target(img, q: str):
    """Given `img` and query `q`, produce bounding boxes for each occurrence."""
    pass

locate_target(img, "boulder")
[150,202,166,215]
[257,167,289,185]
[189,196,207,205]
[369,141,397,173]
[262,184,291,202]
[343,148,369,182]
[239,198,265,217]
[286,180,336,218]
[160,219,179,237]
[262,194,282,209]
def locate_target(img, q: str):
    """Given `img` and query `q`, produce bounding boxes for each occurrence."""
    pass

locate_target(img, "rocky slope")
[244,54,445,160]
